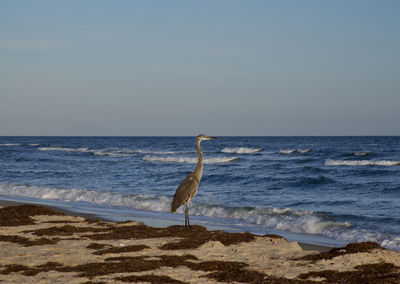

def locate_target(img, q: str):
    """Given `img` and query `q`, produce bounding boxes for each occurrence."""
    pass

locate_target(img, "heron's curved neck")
[195,139,203,179]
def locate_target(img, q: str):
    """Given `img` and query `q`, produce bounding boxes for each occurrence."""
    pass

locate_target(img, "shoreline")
[1,201,400,283]
[0,199,330,252]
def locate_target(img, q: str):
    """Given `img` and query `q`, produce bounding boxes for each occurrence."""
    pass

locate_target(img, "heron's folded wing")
[171,173,199,212]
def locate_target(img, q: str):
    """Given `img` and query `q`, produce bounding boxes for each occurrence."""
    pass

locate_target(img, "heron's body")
[171,134,215,226]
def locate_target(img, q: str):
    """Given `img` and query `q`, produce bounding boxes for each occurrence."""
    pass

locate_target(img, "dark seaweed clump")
[27,223,256,250]
[298,263,400,284]
[0,204,64,226]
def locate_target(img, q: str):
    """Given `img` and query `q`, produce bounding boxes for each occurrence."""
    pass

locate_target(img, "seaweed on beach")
[1,205,258,250]
[86,243,110,250]
[205,268,308,284]
[159,228,256,250]
[82,224,207,240]
[0,262,63,276]
[80,224,256,249]
[91,244,149,255]
[2,253,398,283]
[58,254,200,277]
[71,255,308,283]
[298,262,400,284]
[0,234,56,246]
[0,204,64,226]
[1,254,271,283]
[116,274,187,283]
[296,242,385,262]
[25,224,110,236]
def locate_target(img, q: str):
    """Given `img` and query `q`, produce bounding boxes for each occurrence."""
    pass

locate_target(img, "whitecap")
[279,149,296,154]
[280,149,310,154]
[38,146,132,157]
[37,146,187,157]
[136,150,182,155]
[38,146,89,152]
[325,159,400,166]
[221,147,263,154]
[142,155,239,164]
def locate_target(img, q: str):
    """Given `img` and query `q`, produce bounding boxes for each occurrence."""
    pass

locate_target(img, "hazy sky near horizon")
[1,0,399,136]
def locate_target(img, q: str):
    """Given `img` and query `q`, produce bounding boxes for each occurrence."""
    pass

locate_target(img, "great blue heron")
[171,134,215,226]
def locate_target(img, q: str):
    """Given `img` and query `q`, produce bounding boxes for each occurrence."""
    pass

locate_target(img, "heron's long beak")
[206,136,216,140]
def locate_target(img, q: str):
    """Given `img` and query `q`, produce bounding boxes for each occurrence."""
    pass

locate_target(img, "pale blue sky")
[1,0,399,136]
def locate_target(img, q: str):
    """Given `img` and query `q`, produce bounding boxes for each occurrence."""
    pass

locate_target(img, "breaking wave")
[142,155,239,164]
[0,183,171,212]
[37,146,189,157]
[279,149,310,154]
[0,183,347,234]
[0,143,21,146]
[325,159,400,166]
[135,150,184,155]
[0,183,398,251]
[221,147,263,154]
[38,146,132,157]
[188,205,351,236]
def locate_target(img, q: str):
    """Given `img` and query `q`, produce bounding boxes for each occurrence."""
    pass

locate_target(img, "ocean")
[0,136,399,251]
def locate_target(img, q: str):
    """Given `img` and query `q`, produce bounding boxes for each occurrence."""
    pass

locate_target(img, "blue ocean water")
[0,136,399,251]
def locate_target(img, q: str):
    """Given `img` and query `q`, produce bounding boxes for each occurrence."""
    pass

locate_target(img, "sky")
[1,0,399,136]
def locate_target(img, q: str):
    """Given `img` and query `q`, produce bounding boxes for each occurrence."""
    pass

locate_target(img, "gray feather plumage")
[170,173,199,213]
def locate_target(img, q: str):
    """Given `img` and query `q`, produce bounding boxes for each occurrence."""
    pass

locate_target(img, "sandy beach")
[0,202,399,283]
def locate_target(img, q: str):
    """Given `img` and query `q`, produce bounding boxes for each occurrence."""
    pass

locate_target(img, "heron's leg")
[184,205,187,227]
[185,205,190,227]
[187,205,190,227]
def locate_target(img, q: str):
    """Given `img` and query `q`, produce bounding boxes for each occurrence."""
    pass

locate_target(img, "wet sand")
[1,202,399,283]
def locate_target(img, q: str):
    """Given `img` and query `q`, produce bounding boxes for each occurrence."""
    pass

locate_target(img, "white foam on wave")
[38,146,132,157]
[142,155,239,164]
[0,183,171,212]
[136,150,179,155]
[279,149,296,154]
[279,149,310,154]
[0,143,21,146]
[323,228,400,252]
[325,159,400,166]
[188,205,350,234]
[37,146,187,157]
[0,183,398,251]
[39,146,88,152]
[221,147,263,154]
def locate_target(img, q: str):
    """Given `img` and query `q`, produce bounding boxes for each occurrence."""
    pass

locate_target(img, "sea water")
[0,136,399,250]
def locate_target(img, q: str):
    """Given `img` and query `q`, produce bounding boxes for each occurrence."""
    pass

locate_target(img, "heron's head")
[197,134,216,141]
